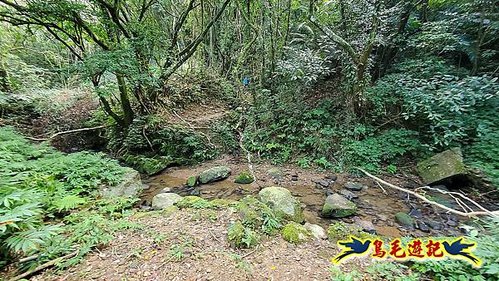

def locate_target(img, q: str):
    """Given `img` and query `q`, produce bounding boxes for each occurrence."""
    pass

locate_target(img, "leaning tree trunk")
[0,61,9,92]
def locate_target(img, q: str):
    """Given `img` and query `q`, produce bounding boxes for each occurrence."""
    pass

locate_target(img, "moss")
[227,220,259,248]
[326,221,374,241]
[186,176,198,187]
[176,196,213,209]
[234,171,254,184]
[211,198,236,208]
[281,222,310,244]
[161,206,179,217]
[395,212,414,227]
[235,196,283,232]
[176,196,235,209]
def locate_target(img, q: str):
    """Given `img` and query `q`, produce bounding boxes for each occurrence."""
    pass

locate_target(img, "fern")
[4,225,61,254]
[50,195,87,212]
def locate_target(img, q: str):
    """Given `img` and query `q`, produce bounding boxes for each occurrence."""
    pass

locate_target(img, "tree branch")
[358,168,499,218]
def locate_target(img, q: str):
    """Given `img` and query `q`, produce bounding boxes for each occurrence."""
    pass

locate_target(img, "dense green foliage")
[0,128,139,270]
[0,0,498,278]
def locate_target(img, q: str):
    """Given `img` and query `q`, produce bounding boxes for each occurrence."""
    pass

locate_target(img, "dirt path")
[35,208,372,281]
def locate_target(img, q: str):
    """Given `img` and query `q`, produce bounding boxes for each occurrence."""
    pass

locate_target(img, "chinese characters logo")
[332,236,481,267]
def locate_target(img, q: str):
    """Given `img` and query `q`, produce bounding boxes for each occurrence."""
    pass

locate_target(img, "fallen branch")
[9,250,79,281]
[26,125,108,141]
[357,168,499,218]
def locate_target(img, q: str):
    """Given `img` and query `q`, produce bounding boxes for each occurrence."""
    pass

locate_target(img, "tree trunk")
[116,74,134,128]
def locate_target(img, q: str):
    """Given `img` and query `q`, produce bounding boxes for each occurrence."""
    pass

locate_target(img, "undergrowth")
[0,127,139,273]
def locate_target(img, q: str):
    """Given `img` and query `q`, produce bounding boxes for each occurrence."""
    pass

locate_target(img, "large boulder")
[152,193,182,210]
[100,168,145,198]
[322,193,357,218]
[258,186,303,222]
[416,148,466,184]
[198,166,231,184]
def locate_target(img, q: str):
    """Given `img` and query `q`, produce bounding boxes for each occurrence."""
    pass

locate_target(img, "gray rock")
[425,220,443,230]
[355,219,376,234]
[344,182,363,191]
[259,186,303,222]
[198,166,231,184]
[415,220,430,233]
[338,189,358,200]
[100,168,145,198]
[325,175,338,181]
[267,168,284,180]
[416,147,466,184]
[152,193,182,210]
[321,193,357,218]
[395,212,414,227]
[304,223,327,240]
[316,180,330,188]
[160,187,172,193]
[408,208,423,219]
[291,175,298,181]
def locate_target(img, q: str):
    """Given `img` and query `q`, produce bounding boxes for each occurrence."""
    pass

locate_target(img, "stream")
[140,156,470,238]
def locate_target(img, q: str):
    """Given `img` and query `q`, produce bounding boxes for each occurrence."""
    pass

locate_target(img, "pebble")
[291,175,299,181]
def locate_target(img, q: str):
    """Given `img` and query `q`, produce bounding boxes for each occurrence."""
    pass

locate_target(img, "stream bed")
[141,156,471,238]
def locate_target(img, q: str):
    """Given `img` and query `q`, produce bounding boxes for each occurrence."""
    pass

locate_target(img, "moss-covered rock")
[321,194,357,218]
[395,212,414,227]
[281,222,310,243]
[258,186,303,223]
[416,147,466,184]
[227,220,259,248]
[198,166,231,184]
[234,171,254,184]
[186,175,198,187]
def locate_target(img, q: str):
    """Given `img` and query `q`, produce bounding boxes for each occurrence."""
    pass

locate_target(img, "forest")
[0,0,498,280]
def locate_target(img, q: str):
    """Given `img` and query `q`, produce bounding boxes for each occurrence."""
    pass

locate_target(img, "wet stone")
[344,182,363,191]
[317,180,330,188]
[425,220,443,230]
[338,189,358,200]
[415,220,430,233]
[408,208,423,219]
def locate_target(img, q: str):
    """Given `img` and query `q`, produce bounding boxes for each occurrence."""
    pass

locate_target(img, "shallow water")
[141,158,465,238]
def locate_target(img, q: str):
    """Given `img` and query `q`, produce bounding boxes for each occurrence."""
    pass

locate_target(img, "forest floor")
[35,207,355,281]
